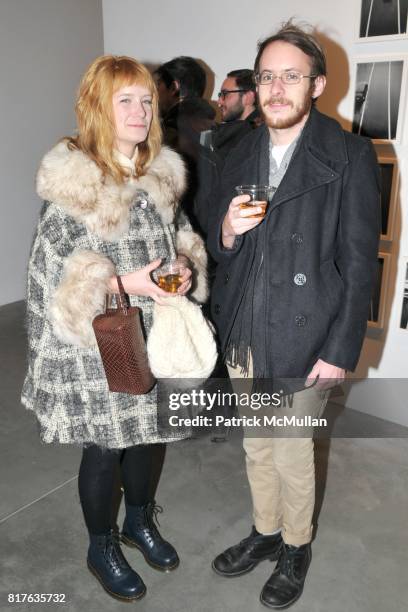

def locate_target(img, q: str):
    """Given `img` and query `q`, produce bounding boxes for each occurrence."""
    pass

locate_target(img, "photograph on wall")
[378,158,398,240]
[368,253,391,328]
[352,57,406,143]
[399,262,408,328]
[358,0,408,40]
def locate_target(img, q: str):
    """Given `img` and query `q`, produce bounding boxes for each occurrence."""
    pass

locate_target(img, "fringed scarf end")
[224,341,252,377]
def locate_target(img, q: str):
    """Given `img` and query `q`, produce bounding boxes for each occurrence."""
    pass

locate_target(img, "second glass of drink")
[154,260,186,293]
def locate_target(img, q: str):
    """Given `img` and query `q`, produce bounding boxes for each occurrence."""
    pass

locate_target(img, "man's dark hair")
[254,21,327,77]
[227,69,256,93]
[155,56,206,98]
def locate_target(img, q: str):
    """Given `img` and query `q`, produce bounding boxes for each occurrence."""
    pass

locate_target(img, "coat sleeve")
[175,209,208,302]
[318,139,381,370]
[49,250,115,347]
[205,161,246,265]
[27,203,115,349]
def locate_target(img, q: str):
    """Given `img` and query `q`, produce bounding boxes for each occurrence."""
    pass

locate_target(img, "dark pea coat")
[207,108,380,379]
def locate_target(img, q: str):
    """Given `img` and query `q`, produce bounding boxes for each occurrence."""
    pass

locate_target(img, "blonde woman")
[22,56,207,601]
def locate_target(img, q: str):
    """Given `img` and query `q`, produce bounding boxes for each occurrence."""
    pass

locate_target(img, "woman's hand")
[108,259,170,303]
[108,257,193,302]
[177,265,192,296]
[174,255,193,296]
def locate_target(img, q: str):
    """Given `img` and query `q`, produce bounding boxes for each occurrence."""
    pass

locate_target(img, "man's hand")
[305,358,346,390]
[222,195,265,249]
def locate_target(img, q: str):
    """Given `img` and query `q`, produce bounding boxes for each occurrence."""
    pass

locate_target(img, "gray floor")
[1,301,407,612]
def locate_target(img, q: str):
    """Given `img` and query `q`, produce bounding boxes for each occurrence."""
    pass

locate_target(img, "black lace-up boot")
[260,542,311,609]
[212,526,283,577]
[121,502,179,571]
[87,530,146,601]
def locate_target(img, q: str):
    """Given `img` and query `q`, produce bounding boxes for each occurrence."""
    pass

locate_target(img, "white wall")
[0,0,104,305]
[103,0,408,424]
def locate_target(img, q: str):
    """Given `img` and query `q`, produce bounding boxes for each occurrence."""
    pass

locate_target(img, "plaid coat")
[21,141,207,448]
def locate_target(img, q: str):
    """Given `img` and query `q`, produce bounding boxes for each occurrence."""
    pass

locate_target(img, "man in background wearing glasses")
[207,21,380,609]
[218,69,258,124]
[195,70,260,234]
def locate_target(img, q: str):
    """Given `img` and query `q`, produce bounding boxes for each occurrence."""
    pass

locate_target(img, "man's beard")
[260,93,312,129]
[223,99,245,122]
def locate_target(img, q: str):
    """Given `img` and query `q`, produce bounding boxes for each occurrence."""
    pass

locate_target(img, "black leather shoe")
[87,530,146,601]
[260,542,311,609]
[121,502,179,572]
[212,526,283,577]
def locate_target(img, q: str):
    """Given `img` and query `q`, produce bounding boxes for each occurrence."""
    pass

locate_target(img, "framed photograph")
[368,253,391,328]
[399,261,408,329]
[352,56,407,144]
[357,0,408,41]
[378,157,399,240]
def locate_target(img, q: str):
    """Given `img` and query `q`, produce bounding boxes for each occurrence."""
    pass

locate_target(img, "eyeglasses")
[217,88,248,99]
[254,70,317,86]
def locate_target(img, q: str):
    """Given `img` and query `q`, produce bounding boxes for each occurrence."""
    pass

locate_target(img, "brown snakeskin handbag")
[92,276,155,394]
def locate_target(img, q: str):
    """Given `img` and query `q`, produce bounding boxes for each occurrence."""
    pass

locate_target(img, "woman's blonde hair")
[68,55,162,182]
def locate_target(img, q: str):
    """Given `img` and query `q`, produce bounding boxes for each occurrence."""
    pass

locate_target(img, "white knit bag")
[147,295,218,379]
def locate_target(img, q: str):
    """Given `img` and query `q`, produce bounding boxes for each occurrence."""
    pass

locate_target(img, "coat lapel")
[270,146,341,210]
[270,109,349,210]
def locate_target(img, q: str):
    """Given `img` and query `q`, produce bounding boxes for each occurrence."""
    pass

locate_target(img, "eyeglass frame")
[217,88,250,99]
[254,70,318,86]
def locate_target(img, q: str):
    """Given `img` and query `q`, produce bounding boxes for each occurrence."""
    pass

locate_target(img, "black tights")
[78,443,163,535]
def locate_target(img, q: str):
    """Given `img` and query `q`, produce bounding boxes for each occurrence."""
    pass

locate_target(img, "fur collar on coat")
[36,141,186,241]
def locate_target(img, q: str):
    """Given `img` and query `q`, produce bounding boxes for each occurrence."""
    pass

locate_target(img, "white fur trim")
[135,147,186,225]
[49,250,115,347]
[37,143,186,240]
[176,229,208,302]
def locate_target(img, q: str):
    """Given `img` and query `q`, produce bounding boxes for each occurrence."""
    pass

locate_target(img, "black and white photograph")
[358,0,408,40]
[368,253,391,328]
[378,157,398,239]
[399,262,408,328]
[352,57,406,143]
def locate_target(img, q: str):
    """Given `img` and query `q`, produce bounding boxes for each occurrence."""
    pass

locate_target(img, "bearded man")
[207,22,380,609]
[217,69,257,123]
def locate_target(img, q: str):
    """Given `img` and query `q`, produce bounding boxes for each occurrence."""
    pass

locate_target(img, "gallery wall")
[103,0,408,423]
[0,0,104,305]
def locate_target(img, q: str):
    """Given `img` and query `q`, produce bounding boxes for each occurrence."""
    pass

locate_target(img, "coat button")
[294,273,307,286]
[224,273,230,284]
[291,232,303,244]
[295,314,307,326]
[214,304,221,315]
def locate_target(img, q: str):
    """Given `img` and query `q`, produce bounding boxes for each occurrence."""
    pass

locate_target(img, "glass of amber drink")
[155,260,186,293]
[235,185,275,218]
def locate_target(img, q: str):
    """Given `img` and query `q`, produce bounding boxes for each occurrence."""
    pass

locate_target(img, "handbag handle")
[105,275,128,315]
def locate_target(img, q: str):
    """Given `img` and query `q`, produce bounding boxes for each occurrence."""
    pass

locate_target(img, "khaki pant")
[228,358,329,546]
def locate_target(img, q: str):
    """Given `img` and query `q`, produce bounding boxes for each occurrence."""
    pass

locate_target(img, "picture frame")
[356,0,408,42]
[351,55,407,144]
[368,252,391,328]
[378,157,399,240]
[399,260,408,329]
